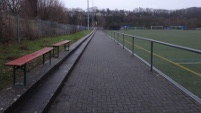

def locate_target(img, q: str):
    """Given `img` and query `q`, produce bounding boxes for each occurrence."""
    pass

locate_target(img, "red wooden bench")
[52,40,71,58]
[5,47,53,85]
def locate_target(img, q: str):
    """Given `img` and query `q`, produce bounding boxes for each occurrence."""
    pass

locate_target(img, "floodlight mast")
[87,0,89,30]
[92,0,94,28]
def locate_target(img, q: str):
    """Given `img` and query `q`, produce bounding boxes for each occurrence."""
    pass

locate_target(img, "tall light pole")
[92,0,94,28]
[87,0,89,30]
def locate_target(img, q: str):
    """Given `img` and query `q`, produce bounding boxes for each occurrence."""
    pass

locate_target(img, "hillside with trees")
[68,7,201,29]
[94,7,201,29]
[1,0,201,42]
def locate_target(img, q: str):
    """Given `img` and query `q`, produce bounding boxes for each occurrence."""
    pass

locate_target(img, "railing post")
[111,31,112,39]
[114,32,115,42]
[123,34,125,49]
[150,41,154,71]
[117,33,119,44]
[132,37,134,56]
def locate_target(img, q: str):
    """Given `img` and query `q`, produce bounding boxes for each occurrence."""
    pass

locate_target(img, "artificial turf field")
[108,30,201,98]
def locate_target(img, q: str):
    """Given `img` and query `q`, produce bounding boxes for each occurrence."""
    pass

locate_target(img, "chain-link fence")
[0,13,87,43]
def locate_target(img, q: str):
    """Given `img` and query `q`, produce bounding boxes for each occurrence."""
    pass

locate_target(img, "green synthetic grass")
[108,30,201,98]
[121,30,201,50]
[0,30,91,90]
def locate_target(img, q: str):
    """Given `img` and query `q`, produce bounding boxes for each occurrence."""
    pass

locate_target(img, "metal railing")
[111,31,201,71]
[0,14,88,42]
[108,30,201,103]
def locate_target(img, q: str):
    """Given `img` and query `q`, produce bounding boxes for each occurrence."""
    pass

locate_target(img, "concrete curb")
[43,31,96,113]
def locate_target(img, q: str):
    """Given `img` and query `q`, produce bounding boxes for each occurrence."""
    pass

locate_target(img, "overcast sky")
[61,0,201,11]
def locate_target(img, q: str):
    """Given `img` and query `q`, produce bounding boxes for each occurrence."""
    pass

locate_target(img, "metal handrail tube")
[113,31,201,71]
[114,31,201,54]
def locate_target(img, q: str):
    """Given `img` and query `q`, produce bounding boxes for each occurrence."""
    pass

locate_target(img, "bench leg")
[43,51,52,65]
[13,64,27,86]
[43,54,45,64]
[57,47,59,57]
[53,46,59,58]
[53,47,55,57]
[23,64,27,86]
[64,43,70,51]
[67,43,70,51]
[13,66,16,85]
[49,51,52,65]
[64,44,66,51]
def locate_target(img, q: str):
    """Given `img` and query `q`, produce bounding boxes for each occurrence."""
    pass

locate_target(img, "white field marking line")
[121,38,201,77]
[178,62,201,65]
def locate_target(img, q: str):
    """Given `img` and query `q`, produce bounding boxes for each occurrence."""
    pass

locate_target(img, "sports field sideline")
[108,30,201,98]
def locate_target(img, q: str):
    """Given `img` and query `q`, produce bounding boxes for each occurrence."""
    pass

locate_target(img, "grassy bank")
[0,30,91,90]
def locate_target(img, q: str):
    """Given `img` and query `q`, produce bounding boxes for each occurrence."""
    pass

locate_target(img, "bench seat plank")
[5,47,53,67]
[5,47,53,85]
[53,40,71,58]
[53,40,71,46]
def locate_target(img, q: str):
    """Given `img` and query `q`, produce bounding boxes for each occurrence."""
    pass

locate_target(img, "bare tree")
[0,0,7,11]
[38,0,68,23]
[6,0,23,15]
[20,0,37,18]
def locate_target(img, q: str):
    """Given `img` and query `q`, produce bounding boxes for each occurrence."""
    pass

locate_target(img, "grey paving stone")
[48,30,201,113]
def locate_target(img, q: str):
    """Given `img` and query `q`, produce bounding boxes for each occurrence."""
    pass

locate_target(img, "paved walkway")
[48,30,201,113]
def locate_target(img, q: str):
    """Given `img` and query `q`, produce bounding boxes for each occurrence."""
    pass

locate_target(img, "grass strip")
[0,31,91,90]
